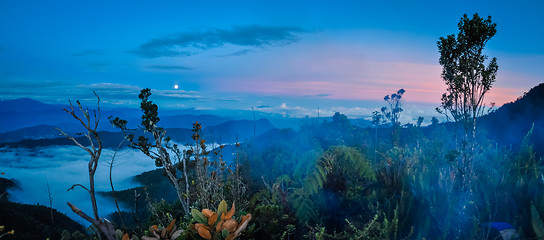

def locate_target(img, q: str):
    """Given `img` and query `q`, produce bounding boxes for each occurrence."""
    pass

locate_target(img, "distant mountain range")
[0,98,238,133]
[0,117,276,148]
[0,97,370,146]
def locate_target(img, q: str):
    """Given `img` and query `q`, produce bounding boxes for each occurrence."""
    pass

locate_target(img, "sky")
[1,0,543,122]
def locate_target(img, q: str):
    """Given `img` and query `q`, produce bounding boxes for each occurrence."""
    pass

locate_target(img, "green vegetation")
[2,13,544,240]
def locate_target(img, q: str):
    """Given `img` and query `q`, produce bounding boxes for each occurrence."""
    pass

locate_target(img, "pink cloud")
[218,59,448,103]
[205,33,540,107]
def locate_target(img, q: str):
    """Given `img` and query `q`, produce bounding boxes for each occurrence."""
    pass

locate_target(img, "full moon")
[174,84,179,89]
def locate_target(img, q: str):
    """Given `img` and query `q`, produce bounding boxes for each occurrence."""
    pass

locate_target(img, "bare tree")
[44,178,55,232]
[57,92,116,240]
[106,139,126,227]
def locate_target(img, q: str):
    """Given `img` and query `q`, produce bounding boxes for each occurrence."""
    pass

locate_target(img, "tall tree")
[437,13,498,143]
[437,13,498,189]
[110,88,191,215]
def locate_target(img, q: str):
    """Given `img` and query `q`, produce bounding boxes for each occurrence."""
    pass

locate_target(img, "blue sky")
[1,0,543,121]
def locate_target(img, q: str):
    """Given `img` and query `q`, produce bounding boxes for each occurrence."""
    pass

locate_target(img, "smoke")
[0,145,157,226]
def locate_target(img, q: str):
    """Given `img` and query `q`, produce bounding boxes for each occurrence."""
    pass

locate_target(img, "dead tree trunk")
[57,92,116,240]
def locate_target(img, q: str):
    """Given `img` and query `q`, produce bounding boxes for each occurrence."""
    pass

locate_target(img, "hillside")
[482,83,544,156]
[0,199,87,239]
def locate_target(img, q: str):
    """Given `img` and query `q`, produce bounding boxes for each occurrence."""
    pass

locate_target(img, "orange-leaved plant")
[191,200,251,240]
[141,219,182,240]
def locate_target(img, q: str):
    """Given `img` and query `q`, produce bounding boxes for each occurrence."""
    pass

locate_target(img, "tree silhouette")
[57,93,116,240]
[437,13,498,189]
[437,13,498,143]
[380,89,405,127]
[381,89,405,146]
[109,88,191,215]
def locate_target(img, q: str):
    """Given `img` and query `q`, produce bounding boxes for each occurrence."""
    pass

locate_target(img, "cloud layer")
[1,146,155,225]
[131,25,306,58]
[146,65,194,70]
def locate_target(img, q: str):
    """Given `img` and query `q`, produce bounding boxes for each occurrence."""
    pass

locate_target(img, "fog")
[0,145,157,226]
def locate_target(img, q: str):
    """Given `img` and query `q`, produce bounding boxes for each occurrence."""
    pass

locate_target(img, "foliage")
[110,88,191,215]
[437,12,499,201]
[437,13,498,137]
[289,187,318,226]
[190,200,252,240]
[111,89,248,216]
[344,206,400,240]
[305,146,375,194]
[512,124,540,178]
[140,219,182,240]
[13,27,544,239]
[248,175,297,240]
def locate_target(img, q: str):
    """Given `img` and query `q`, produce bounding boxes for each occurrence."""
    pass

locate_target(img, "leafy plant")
[141,219,182,240]
[305,146,375,194]
[191,200,252,240]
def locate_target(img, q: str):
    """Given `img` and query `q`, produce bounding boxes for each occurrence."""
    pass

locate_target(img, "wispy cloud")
[218,49,255,57]
[82,83,201,101]
[130,25,306,58]
[303,93,331,98]
[153,89,201,100]
[0,80,203,107]
[146,65,194,70]
[72,50,103,57]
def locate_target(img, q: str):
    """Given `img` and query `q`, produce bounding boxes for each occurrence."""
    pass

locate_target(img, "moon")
[174,84,179,89]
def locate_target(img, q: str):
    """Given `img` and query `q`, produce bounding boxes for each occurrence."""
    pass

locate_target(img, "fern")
[289,188,317,224]
[531,203,544,240]
[305,146,376,194]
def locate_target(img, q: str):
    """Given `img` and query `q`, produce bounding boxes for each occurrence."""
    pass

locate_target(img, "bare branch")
[93,91,101,130]
[67,202,98,225]
[57,128,93,156]
[68,184,90,193]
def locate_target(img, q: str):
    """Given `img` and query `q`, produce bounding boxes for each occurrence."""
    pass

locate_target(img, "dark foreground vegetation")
[1,13,544,240]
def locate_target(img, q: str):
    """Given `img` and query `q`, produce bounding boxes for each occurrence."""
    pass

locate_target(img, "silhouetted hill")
[0,131,129,149]
[0,98,59,113]
[482,83,544,156]
[0,177,18,200]
[0,98,72,133]
[0,199,87,239]
[0,118,278,148]
[203,118,276,142]
[0,125,62,143]
[0,98,130,133]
